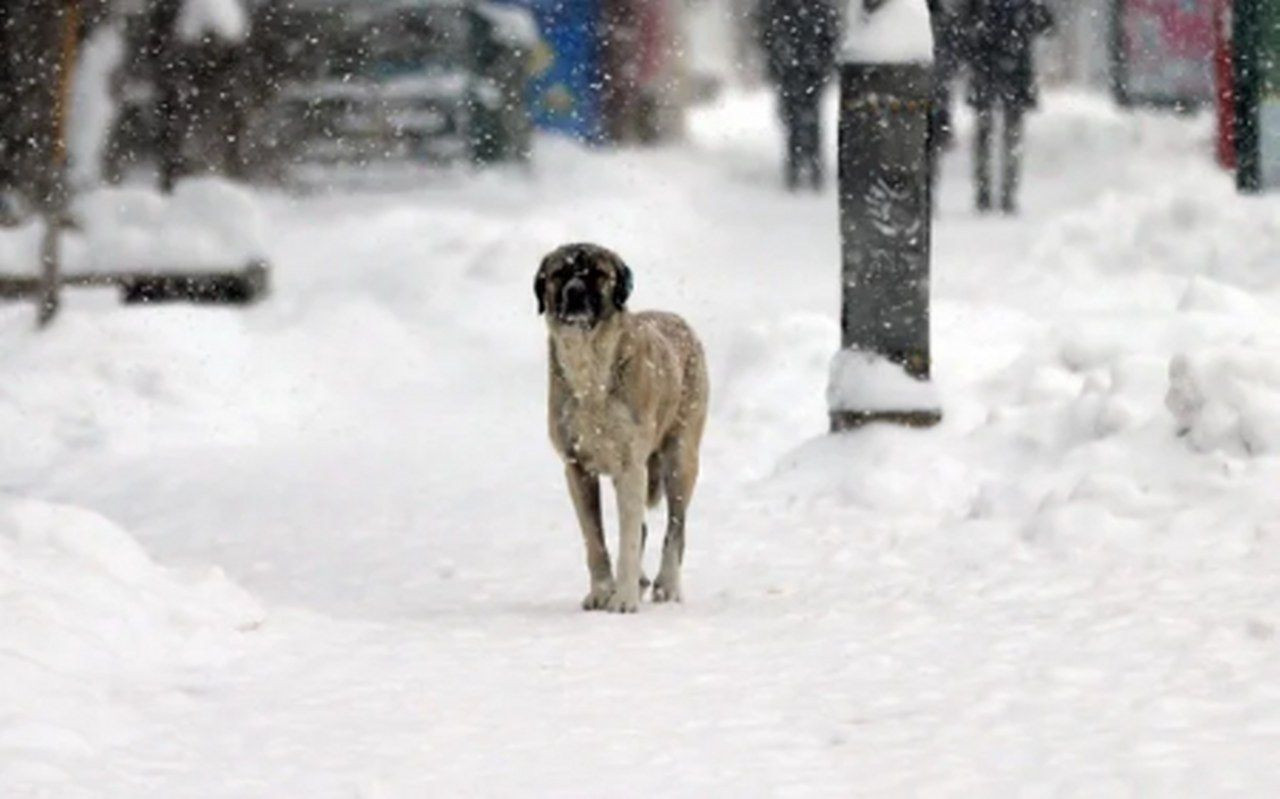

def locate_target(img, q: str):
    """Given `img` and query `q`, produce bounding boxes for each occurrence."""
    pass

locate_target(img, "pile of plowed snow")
[0,500,262,793]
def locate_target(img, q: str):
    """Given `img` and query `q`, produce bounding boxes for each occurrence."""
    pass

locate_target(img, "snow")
[281,73,473,103]
[828,348,940,412]
[67,23,125,190]
[0,218,42,274]
[177,0,248,44]
[841,0,934,65]
[476,1,541,48]
[0,499,261,796]
[1264,101,1280,188]
[68,177,267,272]
[1167,348,1280,456]
[684,0,737,81]
[2,88,1280,794]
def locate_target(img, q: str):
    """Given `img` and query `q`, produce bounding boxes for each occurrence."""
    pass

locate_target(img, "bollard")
[829,0,942,432]
[1234,0,1262,193]
[1232,0,1280,194]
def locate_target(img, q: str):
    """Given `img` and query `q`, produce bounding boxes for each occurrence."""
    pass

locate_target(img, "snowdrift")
[0,178,266,277]
[70,177,267,273]
[0,499,262,793]
[1168,348,1280,457]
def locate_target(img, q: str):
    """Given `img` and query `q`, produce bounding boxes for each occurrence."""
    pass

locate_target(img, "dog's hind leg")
[638,451,663,594]
[653,439,699,603]
[639,523,651,593]
[566,463,613,610]
[646,452,663,507]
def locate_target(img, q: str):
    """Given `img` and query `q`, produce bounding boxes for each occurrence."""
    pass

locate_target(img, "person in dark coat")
[926,0,962,197]
[959,0,1053,213]
[757,0,840,191]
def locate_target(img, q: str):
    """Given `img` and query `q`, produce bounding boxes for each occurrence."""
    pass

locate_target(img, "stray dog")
[536,243,709,613]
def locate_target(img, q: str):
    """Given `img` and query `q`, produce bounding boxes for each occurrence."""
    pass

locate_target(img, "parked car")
[105,0,540,185]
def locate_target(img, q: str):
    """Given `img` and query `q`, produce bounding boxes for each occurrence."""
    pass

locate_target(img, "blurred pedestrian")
[927,0,962,198]
[959,0,1053,213]
[757,0,840,191]
[601,0,676,145]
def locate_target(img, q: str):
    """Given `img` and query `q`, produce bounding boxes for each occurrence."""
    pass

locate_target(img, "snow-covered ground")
[2,90,1279,796]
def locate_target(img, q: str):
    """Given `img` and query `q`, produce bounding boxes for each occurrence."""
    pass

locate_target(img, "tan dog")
[536,243,709,613]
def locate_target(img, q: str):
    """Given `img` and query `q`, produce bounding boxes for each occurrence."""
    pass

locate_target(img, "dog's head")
[534,243,633,330]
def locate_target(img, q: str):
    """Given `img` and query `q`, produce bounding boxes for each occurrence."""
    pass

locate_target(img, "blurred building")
[1040,0,1111,89]
[100,0,539,186]
[504,0,691,144]
[1111,0,1216,107]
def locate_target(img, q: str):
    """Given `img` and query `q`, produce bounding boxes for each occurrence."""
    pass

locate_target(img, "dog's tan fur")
[537,243,708,613]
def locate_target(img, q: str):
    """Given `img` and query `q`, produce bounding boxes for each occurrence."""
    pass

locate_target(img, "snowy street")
[4,90,1280,795]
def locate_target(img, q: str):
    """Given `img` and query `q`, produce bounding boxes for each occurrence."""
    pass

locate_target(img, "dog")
[535,243,709,613]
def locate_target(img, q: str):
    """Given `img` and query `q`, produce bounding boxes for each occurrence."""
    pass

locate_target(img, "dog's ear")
[534,257,549,315]
[612,256,633,310]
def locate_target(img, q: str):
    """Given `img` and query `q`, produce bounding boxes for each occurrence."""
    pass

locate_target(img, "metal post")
[37,215,61,327]
[830,51,941,431]
[1234,0,1262,193]
[37,0,82,328]
[1110,0,1130,107]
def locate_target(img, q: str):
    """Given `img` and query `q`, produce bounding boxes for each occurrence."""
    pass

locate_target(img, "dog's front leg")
[566,463,613,610]
[607,464,647,613]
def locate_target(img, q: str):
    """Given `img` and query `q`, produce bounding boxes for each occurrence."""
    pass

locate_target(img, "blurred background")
[0,0,1251,209]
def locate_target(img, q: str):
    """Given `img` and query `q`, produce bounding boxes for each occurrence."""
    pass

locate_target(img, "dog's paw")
[651,574,682,604]
[604,585,640,614]
[582,582,615,611]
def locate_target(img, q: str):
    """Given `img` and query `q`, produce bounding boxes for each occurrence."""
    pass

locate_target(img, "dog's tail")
[646,453,663,509]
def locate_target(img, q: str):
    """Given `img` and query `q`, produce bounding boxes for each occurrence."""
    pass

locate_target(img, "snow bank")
[1177,275,1263,316]
[841,0,934,65]
[1031,173,1280,292]
[769,425,978,516]
[0,219,42,273]
[0,499,261,793]
[828,347,940,412]
[1,499,262,676]
[70,177,267,272]
[177,0,249,43]
[3,155,262,284]
[1167,348,1280,456]
[712,314,835,477]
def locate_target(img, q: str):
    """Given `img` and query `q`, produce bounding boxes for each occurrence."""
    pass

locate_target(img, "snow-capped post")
[829,0,941,431]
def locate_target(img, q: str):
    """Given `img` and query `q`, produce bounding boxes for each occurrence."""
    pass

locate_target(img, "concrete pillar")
[829,0,942,431]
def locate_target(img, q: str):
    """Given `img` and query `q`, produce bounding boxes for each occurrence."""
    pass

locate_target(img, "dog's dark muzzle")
[561,278,587,310]
[557,278,598,325]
